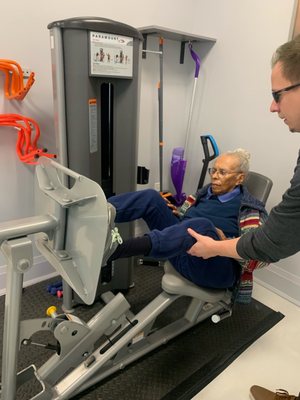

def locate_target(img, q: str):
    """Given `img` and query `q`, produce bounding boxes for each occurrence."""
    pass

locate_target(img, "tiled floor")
[192,283,300,400]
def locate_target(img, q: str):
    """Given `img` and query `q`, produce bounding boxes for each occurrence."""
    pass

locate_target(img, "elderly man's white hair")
[225,148,250,174]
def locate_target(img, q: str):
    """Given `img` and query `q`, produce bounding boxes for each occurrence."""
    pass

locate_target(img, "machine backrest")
[244,171,273,204]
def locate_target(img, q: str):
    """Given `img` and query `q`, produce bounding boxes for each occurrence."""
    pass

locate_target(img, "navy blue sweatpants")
[108,189,239,289]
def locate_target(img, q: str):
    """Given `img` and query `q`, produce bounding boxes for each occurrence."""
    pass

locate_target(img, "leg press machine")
[0,158,232,399]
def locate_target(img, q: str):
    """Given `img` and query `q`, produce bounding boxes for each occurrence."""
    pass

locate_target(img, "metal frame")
[0,159,230,400]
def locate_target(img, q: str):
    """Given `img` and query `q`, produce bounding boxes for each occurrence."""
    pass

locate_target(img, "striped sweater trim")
[237,208,268,303]
[240,215,260,227]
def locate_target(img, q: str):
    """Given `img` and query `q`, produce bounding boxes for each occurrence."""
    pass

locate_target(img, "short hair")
[225,148,250,174]
[271,34,300,83]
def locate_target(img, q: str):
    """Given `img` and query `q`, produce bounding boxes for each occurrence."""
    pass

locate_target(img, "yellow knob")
[46,306,57,318]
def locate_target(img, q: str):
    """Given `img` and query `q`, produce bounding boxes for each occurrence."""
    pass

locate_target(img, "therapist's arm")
[187,228,240,259]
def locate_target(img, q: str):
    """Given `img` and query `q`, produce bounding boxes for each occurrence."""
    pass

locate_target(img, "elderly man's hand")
[163,198,180,216]
[215,227,227,241]
[166,202,179,215]
[187,228,218,259]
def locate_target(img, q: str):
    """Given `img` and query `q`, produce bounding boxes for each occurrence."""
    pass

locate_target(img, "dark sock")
[108,235,152,262]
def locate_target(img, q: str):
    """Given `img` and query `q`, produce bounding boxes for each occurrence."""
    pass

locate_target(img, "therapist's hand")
[187,228,218,259]
[187,228,241,259]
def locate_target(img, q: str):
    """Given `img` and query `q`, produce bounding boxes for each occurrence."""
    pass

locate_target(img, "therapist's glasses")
[272,82,300,103]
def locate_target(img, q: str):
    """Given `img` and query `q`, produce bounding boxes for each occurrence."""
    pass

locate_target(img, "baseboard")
[0,255,58,297]
[254,264,300,307]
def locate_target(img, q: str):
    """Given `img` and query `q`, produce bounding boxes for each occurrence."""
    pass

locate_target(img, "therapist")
[187,34,300,265]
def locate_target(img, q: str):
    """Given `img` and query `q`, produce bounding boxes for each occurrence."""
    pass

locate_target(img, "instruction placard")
[89,31,133,78]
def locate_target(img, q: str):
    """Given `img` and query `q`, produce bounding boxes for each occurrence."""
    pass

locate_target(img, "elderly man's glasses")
[272,82,300,103]
[208,168,241,177]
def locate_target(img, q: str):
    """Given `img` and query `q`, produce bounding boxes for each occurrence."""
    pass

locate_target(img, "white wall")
[0,0,299,305]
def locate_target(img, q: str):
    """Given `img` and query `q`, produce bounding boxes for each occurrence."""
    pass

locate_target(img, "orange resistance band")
[0,59,35,100]
[0,114,56,164]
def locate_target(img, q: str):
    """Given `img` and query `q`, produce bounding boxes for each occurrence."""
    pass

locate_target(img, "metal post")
[1,237,33,400]
[158,37,164,192]
[49,27,73,312]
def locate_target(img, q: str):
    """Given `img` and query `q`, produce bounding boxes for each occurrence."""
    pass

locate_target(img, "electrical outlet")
[154,182,160,191]
[22,69,32,78]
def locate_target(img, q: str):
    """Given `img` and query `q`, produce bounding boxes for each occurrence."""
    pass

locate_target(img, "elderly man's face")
[270,61,300,133]
[209,154,245,195]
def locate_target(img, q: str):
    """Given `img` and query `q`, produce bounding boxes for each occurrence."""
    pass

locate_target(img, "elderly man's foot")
[102,203,123,266]
[250,385,300,400]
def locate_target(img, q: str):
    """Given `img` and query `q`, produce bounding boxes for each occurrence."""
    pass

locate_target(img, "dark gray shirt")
[237,150,300,263]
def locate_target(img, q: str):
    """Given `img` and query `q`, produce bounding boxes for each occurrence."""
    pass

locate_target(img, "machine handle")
[197,135,219,189]
[211,309,232,323]
[37,156,97,208]
[200,134,219,162]
[39,156,81,183]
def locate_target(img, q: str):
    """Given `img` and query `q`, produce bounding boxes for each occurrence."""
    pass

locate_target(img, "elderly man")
[105,148,267,297]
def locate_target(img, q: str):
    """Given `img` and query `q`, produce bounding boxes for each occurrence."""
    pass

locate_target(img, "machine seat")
[162,261,227,302]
